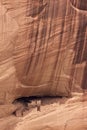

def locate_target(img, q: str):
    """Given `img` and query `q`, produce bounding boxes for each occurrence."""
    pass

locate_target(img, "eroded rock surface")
[0,94,87,130]
[0,0,87,118]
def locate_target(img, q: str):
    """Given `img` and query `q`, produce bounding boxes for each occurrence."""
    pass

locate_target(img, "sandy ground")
[0,92,87,130]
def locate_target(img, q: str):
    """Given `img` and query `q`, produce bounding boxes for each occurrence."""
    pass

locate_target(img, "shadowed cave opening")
[12,96,64,116]
[13,95,63,104]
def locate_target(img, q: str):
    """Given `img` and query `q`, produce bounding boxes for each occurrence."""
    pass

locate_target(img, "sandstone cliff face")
[0,1,87,129]
[0,0,87,103]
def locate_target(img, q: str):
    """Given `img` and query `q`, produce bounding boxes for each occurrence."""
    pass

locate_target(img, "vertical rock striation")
[0,0,87,103]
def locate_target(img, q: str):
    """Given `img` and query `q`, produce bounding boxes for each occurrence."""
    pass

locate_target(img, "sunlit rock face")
[0,0,87,103]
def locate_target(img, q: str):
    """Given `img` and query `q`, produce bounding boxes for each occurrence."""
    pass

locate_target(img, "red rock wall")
[0,0,87,102]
